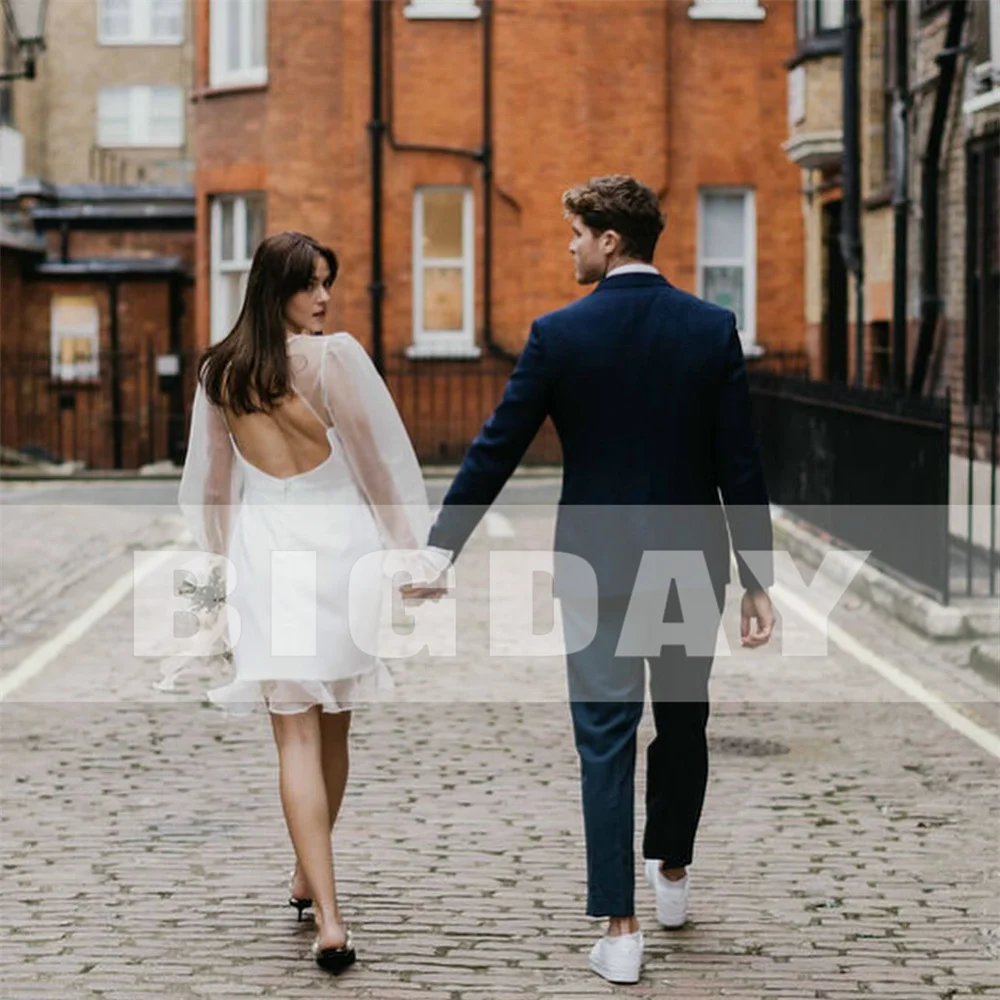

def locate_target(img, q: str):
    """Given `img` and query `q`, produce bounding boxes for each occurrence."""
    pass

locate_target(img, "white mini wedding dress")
[178,333,432,716]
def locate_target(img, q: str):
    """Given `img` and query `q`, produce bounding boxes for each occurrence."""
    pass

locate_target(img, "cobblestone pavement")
[1,484,998,999]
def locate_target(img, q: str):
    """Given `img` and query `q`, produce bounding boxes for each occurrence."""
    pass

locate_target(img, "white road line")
[772,582,1000,761]
[0,547,179,702]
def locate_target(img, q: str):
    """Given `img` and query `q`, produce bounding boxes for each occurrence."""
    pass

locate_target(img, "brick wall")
[193,0,805,363]
[1,268,194,468]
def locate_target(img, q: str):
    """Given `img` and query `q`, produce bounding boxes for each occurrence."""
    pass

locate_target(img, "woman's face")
[283,255,332,334]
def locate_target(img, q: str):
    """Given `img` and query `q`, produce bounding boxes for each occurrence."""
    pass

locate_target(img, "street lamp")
[1,0,47,82]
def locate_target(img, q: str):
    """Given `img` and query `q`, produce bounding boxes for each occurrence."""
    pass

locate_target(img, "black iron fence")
[4,344,995,605]
[0,348,559,471]
[952,395,1000,601]
[0,347,188,471]
[748,369,998,604]
[383,355,560,466]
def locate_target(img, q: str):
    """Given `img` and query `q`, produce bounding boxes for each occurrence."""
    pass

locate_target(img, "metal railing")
[748,369,998,604]
[0,348,561,471]
[4,344,994,606]
[0,346,187,470]
[383,355,561,466]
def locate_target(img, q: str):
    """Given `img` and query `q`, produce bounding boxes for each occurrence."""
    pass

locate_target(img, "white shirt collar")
[605,263,661,279]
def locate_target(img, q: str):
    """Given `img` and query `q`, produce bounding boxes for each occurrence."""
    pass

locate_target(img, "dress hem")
[206,661,395,717]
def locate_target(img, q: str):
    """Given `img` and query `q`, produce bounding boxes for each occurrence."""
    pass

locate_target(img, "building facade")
[784,0,999,423]
[193,0,806,461]
[1,0,195,187]
[0,183,196,469]
[0,1,198,470]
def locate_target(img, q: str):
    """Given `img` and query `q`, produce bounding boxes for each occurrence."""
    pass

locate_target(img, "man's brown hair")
[562,174,665,262]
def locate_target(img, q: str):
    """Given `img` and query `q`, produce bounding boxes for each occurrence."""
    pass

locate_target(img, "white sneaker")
[588,930,644,984]
[645,859,690,928]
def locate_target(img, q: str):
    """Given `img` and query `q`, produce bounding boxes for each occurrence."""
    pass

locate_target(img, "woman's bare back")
[222,393,333,481]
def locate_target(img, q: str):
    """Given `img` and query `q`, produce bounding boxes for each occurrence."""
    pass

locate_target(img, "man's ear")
[601,229,622,256]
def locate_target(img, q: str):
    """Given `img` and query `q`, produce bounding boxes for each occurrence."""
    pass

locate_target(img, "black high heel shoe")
[287,870,313,922]
[312,930,356,974]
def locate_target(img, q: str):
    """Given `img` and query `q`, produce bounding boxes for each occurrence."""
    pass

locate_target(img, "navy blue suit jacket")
[428,272,773,599]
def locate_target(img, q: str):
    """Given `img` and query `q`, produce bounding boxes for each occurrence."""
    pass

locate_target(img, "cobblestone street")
[1,481,998,999]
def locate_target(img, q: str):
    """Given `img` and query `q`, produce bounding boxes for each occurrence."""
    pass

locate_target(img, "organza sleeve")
[177,383,240,556]
[322,334,432,553]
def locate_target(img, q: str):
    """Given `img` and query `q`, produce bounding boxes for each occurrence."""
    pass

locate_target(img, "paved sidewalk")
[1,499,998,999]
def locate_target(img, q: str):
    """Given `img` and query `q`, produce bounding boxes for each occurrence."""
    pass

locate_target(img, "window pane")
[820,0,844,30]
[250,0,267,70]
[422,190,464,259]
[237,270,250,311]
[703,266,745,328]
[227,0,243,71]
[244,196,265,259]
[971,0,991,70]
[101,0,131,39]
[702,193,745,259]
[51,297,100,380]
[223,272,243,333]
[220,201,235,261]
[58,337,100,379]
[151,0,183,39]
[423,267,464,331]
[97,88,131,146]
[149,87,183,145]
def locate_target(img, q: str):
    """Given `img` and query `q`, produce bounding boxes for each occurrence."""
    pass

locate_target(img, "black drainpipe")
[841,0,864,387]
[108,278,124,469]
[368,0,386,376]
[377,0,517,364]
[890,0,909,394]
[909,0,968,397]
[479,0,516,362]
[167,274,187,465]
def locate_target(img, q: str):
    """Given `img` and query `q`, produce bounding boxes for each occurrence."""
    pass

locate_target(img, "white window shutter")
[97,88,132,146]
[149,87,184,146]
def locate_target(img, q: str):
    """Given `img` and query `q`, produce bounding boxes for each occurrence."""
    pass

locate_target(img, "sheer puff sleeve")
[321,334,433,559]
[178,382,241,556]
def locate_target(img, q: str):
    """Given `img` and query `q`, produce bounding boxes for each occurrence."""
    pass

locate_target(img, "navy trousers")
[562,581,725,918]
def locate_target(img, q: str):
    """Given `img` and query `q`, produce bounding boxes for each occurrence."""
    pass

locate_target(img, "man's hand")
[397,547,454,605]
[399,582,448,604]
[740,588,774,648]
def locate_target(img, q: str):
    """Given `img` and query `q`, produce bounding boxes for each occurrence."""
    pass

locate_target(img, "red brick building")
[193,0,805,461]
[0,182,195,469]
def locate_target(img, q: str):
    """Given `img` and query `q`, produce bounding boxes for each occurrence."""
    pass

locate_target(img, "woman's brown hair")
[198,231,339,415]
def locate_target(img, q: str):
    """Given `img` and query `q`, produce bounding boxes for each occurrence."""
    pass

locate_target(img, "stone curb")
[773,508,1000,641]
[968,641,1000,688]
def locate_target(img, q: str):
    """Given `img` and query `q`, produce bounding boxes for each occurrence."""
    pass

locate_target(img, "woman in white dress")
[178,232,432,973]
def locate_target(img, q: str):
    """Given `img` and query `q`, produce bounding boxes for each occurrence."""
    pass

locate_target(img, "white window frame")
[97,0,184,45]
[408,186,479,359]
[993,0,1000,85]
[964,0,1000,113]
[796,0,844,39]
[696,187,758,351]
[97,86,184,148]
[210,194,265,344]
[210,0,268,88]
[51,296,100,382]
[688,0,766,22]
[403,0,481,20]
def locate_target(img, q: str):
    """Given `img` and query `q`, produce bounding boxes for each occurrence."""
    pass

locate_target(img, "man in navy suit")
[405,175,775,984]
